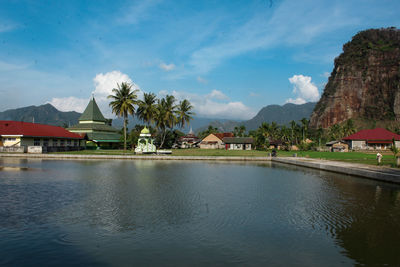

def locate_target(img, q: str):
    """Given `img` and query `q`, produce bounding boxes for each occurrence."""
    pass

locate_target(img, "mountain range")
[0,102,316,133]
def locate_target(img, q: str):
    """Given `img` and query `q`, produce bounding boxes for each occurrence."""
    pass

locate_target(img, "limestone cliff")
[310,28,400,128]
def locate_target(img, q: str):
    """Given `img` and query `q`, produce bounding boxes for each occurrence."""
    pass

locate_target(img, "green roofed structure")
[67,97,121,148]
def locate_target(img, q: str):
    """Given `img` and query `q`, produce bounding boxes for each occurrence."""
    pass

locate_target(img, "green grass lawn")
[49,148,399,167]
[276,150,398,167]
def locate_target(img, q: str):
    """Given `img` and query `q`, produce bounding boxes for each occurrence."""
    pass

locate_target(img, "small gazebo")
[135,127,156,154]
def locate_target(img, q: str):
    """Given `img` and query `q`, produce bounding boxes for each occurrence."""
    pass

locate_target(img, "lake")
[1,158,400,266]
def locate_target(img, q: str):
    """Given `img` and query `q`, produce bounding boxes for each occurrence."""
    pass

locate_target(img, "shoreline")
[1,153,400,184]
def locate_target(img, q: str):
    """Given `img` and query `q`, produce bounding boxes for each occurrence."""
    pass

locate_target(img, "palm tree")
[270,122,278,140]
[290,120,297,147]
[343,119,356,137]
[108,82,138,151]
[329,124,343,140]
[300,118,309,141]
[137,92,157,126]
[155,95,177,148]
[176,99,195,128]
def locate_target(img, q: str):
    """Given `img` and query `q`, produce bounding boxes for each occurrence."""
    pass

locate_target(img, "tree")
[289,120,297,146]
[108,82,138,151]
[234,125,246,137]
[300,118,309,141]
[137,92,157,126]
[199,125,218,139]
[343,119,356,137]
[329,124,343,140]
[390,138,399,162]
[155,95,177,148]
[176,99,195,128]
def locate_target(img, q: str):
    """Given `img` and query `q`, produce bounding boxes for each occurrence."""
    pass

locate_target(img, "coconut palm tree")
[155,95,177,148]
[176,99,195,128]
[343,119,356,137]
[300,118,309,141]
[108,82,138,151]
[137,92,157,126]
[290,120,297,147]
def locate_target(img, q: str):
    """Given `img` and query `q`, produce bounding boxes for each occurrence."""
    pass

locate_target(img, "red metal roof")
[342,128,400,141]
[214,132,234,140]
[0,120,83,139]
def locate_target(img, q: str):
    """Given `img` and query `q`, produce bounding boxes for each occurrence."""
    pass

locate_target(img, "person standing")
[376,152,383,165]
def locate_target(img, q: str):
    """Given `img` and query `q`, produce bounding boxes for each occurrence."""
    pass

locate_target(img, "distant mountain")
[243,102,316,130]
[0,104,81,127]
[195,102,316,133]
[0,104,232,133]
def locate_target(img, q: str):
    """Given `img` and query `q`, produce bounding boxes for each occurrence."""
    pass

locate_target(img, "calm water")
[1,158,400,266]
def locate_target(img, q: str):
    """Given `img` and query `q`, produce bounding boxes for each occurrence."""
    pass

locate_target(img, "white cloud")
[117,0,162,25]
[48,70,141,117]
[159,62,176,71]
[93,70,138,98]
[207,89,229,100]
[184,0,364,75]
[249,92,259,97]
[286,74,320,104]
[196,76,207,84]
[158,89,255,120]
[48,96,89,113]
[322,72,330,78]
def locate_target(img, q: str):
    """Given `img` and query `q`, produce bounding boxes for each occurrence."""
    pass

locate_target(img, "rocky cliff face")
[310,28,400,128]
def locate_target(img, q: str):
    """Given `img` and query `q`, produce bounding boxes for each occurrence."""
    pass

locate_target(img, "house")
[199,133,234,149]
[67,97,121,148]
[325,140,349,152]
[223,137,254,150]
[269,140,283,150]
[177,128,201,148]
[342,128,400,150]
[0,120,84,153]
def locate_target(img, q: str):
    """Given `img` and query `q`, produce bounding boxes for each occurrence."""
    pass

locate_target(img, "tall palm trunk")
[123,113,127,151]
[160,128,167,148]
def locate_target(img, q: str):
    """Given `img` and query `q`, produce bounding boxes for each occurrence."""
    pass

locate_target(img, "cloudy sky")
[0,0,399,120]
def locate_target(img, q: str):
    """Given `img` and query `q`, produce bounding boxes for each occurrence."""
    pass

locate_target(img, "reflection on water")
[0,158,399,266]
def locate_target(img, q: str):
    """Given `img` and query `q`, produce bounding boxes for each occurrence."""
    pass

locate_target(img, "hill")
[0,104,81,127]
[0,104,233,133]
[195,102,316,133]
[310,27,400,128]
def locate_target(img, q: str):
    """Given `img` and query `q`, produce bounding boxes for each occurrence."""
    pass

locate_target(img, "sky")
[0,0,399,120]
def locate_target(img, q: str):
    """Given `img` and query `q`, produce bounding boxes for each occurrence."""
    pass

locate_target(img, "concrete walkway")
[1,153,400,184]
[272,157,400,184]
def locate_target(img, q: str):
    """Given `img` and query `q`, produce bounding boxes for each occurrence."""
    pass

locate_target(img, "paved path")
[272,157,400,184]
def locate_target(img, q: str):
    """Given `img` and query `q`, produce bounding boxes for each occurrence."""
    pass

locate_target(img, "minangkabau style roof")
[0,120,83,139]
[342,128,400,141]
[79,97,106,122]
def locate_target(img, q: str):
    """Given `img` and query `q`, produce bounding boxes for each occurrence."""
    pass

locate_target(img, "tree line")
[108,82,194,150]
[199,118,358,151]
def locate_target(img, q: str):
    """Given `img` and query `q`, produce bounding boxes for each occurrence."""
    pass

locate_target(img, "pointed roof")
[79,97,106,123]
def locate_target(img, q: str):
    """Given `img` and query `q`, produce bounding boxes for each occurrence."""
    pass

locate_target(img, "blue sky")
[0,0,399,120]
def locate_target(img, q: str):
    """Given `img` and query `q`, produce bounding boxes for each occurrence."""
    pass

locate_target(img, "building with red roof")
[342,128,400,150]
[0,120,84,152]
[200,132,234,149]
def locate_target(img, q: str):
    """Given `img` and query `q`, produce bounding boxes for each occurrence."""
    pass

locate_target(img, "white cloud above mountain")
[286,74,320,104]
[48,71,141,117]
[158,89,255,120]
